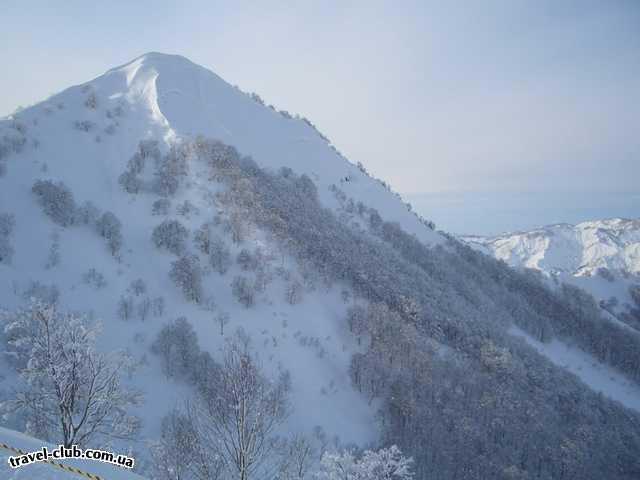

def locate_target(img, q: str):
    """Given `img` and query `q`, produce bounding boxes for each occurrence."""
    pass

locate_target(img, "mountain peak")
[3,52,441,246]
[106,52,209,78]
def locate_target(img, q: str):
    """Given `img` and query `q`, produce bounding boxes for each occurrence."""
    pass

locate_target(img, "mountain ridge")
[463,217,640,277]
[1,53,640,479]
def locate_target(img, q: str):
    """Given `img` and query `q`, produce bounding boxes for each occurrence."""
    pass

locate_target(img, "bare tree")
[153,407,223,480]
[190,332,290,480]
[153,296,165,317]
[129,278,147,296]
[277,433,316,480]
[117,295,135,321]
[1,300,141,447]
[137,297,151,322]
[210,236,232,274]
[228,211,249,244]
[232,276,255,308]
[286,279,304,305]
[170,255,203,304]
[216,311,230,336]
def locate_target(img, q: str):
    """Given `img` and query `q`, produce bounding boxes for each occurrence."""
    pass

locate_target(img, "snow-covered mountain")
[1,53,640,479]
[0,51,425,469]
[463,218,640,277]
[0,52,442,479]
[463,219,640,333]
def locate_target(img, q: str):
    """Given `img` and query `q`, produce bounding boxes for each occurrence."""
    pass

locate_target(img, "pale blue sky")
[1,1,639,233]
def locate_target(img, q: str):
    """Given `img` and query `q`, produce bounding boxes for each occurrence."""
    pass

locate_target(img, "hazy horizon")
[407,190,640,236]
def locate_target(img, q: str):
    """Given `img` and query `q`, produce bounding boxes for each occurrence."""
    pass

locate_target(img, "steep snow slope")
[0,52,448,473]
[509,326,640,411]
[91,52,440,244]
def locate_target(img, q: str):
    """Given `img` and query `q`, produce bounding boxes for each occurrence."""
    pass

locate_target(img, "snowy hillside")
[0,52,439,478]
[1,53,640,479]
[0,52,431,473]
[464,218,640,333]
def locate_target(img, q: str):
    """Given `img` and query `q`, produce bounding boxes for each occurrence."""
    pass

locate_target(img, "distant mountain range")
[463,218,640,277]
[464,218,640,332]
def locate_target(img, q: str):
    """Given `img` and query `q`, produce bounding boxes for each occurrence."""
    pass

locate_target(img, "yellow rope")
[0,441,104,480]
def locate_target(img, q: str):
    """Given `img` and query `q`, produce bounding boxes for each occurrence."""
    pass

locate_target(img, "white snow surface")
[509,326,640,412]
[0,52,447,473]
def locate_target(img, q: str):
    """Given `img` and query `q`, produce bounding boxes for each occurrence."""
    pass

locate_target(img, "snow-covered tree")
[209,235,232,274]
[177,200,199,218]
[137,297,151,322]
[32,180,77,227]
[630,284,640,309]
[153,145,188,197]
[194,222,213,255]
[170,255,203,303]
[117,295,134,321]
[74,120,95,132]
[151,316,199,379]
[129,278,147,296]
[45,230,60,269]
[153,296,165,317]
[237,248,256,271]
[0,212,15,264]
[316,446,413,480]
[286,279,304,305]
[0,300,140,447]
[189,332,290,480]
[153,165,180,197]
[95,211,123,256]
[84,91,98,109]
[227,211,249,244]
[153,407,223,480]
[277,433,316,480]
[152,219,189,255]
[152,198,171,216]
[315,450,358,480]
[82,268,106,289]
[127,152,146,175]
[118,169,142,194]
[75,200,100,225]
[215,311,230,336]
[22,281,59,305]
[232,275,255,308]
[346,305,367,344]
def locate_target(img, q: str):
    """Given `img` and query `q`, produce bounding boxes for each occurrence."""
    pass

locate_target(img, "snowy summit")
[0,53,639,479]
